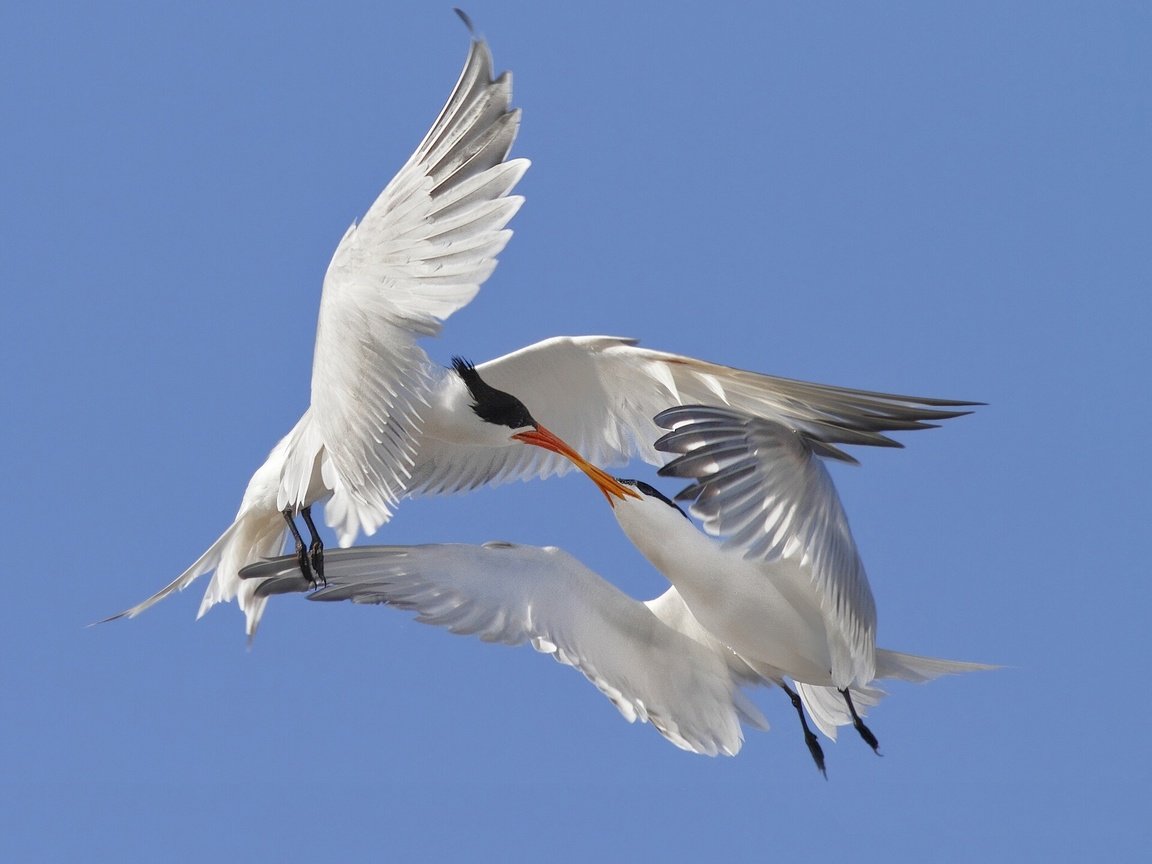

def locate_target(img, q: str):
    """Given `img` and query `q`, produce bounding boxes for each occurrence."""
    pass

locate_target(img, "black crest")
[451,357,537,430]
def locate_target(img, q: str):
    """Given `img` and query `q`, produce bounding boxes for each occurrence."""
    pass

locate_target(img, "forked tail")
[874,648,997,683]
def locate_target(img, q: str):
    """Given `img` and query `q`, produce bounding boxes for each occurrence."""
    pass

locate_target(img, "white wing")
[303,35,530,527]
[244,544,768,756]
[406,335,977,497]
[654,404,877,689]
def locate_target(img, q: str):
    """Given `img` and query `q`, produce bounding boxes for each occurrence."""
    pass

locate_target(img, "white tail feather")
[874,648,997,683]
[797,682,886,741]
[102,505,286,637]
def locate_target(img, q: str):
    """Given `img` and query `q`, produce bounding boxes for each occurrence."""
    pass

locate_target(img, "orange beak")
[512,424,641,506]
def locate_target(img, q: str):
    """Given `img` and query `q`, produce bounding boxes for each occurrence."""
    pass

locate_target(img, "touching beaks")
[511,425,641,506]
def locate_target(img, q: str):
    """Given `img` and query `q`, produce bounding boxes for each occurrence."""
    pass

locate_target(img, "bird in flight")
[243,404,991,772]
[107,19,976,638]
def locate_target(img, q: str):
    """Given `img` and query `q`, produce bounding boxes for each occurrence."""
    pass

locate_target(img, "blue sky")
[3,1,1149,860]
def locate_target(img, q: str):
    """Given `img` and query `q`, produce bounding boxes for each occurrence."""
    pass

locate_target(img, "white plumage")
[243,405,992,765]
[108,25,974,641]
[249,543,769,756]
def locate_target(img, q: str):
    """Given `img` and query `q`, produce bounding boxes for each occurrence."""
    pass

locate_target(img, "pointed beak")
[512,425,641,506]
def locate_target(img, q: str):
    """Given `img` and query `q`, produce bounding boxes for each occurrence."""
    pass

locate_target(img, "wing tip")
[453,7,476,37]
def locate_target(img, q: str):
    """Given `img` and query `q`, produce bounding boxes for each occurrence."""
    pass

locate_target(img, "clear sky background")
[3,2,1149,861]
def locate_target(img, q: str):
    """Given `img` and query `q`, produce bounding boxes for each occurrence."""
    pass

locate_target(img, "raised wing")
[306,35,530,527]
[654,404,877,689]
[406,335,977,497]
[244,544,767,756]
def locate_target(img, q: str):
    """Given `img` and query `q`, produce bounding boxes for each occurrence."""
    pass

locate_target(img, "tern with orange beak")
[105,18,975,638]
[242,405,991,771]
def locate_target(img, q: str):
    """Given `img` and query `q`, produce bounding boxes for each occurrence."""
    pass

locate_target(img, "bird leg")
[840,688,881,755]
[780,681,826,779]
[281,508,319,587]
[299,505,325,586]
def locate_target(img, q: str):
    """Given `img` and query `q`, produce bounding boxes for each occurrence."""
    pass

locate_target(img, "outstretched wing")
[302,34,530,529]
[405,335,977,497]
[244,544,767,756]
[655,404,877,690]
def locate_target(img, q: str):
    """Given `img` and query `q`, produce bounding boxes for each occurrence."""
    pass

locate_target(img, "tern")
[620,404,994,769]
[108,20,976,638]
[244,409,991,770]
[242,529,987,766]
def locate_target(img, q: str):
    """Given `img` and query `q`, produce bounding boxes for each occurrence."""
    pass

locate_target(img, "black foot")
[295,542,311,582]
[300,506,326,587]
[803,727,827,779]
[308,543,325,586]
[782,682,827,779]
[841,687,881,756]
[854,719,881,754]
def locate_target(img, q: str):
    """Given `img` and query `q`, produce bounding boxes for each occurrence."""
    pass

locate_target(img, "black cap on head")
[452,357,537,430]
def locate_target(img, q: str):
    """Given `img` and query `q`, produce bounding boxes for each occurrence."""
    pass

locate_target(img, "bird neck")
[613,497,716,590]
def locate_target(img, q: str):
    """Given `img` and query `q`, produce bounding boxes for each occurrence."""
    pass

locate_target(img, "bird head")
[617,479,690,519]
[452,357,537,431]
[451,357,639,505]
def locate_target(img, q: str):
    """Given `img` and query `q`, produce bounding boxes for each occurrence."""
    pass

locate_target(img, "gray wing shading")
[655,404,877,689]
[405,335,977,497]
[243,544,768,756]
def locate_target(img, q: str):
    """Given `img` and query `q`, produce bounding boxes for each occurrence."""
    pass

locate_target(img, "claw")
[841,687,881,756]
[300,506,326,587]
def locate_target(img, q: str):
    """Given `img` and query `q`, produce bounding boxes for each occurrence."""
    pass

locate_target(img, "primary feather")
[248,544,768,756]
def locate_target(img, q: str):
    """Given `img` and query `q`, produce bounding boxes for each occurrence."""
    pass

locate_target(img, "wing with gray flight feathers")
[244,544,768,756]
[655,404,877,689]
[401,334,978,500]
